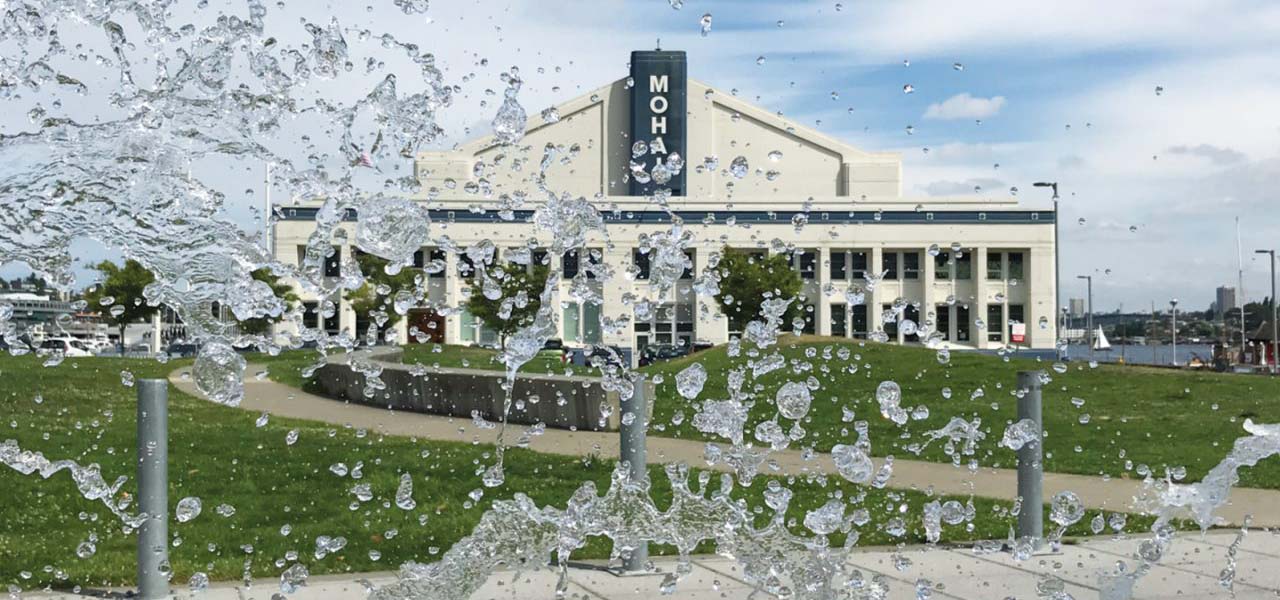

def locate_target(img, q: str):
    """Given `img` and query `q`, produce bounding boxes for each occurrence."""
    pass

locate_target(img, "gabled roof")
[428,75,891,163]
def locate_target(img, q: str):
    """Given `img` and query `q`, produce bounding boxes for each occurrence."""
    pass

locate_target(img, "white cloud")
[923,93,1006,120]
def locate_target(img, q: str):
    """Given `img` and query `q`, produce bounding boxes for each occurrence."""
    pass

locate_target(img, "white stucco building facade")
[273,51,1057,356]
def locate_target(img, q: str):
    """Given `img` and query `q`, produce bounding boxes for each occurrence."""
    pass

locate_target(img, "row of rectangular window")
[828,302,1026,342]
[314,245,1025,285]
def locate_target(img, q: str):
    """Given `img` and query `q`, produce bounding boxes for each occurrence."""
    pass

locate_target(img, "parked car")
[638,343,690,367]
[165,341,202,357]
[586,345,630,369]
[538,339,567,363]
[38,338,94,358]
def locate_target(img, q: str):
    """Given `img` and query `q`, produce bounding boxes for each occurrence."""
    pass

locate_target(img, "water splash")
[0,439,144,528]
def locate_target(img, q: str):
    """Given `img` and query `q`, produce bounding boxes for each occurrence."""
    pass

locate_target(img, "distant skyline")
[2,0,1278,312]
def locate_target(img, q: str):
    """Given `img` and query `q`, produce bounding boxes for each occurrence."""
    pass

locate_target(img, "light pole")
[1170,298,1179,367]
[1077,275,1093,360]
[1060,306,1069,356]
[1255,249,1277,374]
[1034,182,1061,358]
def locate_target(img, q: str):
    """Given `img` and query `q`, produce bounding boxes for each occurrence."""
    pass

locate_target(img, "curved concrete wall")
[312,348,622,431]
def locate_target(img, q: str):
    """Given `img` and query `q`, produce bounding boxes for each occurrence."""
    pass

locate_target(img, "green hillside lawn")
[0,355,1157,589]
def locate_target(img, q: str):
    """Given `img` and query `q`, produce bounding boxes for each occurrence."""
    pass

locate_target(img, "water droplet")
[176,496,203,523]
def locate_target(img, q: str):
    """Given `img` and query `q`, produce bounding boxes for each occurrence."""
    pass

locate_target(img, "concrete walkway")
[168,365,1280,527]
[26,530,1280,599]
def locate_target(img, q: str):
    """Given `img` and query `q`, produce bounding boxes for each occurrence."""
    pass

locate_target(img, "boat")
[1093,326,1111,351]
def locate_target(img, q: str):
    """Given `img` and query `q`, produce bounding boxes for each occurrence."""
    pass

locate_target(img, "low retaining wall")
[312,348,622,431]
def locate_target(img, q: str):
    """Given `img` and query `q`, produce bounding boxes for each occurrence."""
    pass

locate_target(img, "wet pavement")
[26,530,1280,599]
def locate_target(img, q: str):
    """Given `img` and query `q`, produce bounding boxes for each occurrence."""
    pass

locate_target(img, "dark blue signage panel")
[629,50,687,197]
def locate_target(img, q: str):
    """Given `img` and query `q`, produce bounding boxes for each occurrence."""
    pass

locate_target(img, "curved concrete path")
[168,365,1280,527]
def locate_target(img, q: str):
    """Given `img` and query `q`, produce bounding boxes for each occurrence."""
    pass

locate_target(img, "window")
[582,302,602,344]
[956,305,970,342]
[457,253,477,278]
[562,303,580,343]
[1008,304,1025,342]
[324,246,341,278]
[830,250,868,281]
[1008,252,1024,281]
[955,252,972,280]
[936,305,950,341]
[903,304,920,342]
[935,252,952,280]
[324,304,340,336]
[830,304,848,337]
[355,311,371,338]
[883,252,899,280]
[830,251,847,281]
[794,250,817,280]
[850,251,868,280]
[987,251,1003,280]
[414,248,447,278]
[302,302,319,330]
[532,249,549,267]
[882,303,898,337]
[562,250,579,279]
[563,302,603,344]
[800,303,816,334]
[987,304,1003,342]
[459,310,476,343]
[633,248,651,280]
[903,252,920,280]
[851,304,868,338]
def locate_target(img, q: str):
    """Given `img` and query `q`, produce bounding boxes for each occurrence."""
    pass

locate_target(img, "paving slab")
[847,545,1097,600]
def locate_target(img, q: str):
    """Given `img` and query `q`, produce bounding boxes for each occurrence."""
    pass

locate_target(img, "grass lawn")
[258,337,1280,490]
[643,337,1280,489]
[1,354,1159,589]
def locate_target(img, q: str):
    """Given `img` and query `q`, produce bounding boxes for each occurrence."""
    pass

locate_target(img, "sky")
[5,0,1280,314]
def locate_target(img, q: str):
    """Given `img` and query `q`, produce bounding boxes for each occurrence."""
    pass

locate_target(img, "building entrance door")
[407,308,445,343]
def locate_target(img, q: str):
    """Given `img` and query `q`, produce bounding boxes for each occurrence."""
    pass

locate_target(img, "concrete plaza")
[24,530,1280,599]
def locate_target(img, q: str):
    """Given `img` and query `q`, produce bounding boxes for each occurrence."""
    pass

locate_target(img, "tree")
[344,252,420,336]
[713,247,803,331]
[237,268,300,335]
[83,259,158,351]
[465,262,550,348]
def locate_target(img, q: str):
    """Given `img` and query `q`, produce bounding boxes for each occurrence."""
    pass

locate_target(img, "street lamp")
[1034,182,1061,357]
[1255,249,1277,374]
[1077,275,1093,360]
[1170,298,1179,367]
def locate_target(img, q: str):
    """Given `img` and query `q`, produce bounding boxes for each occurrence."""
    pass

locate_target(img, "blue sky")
[415,0,1280,314]
[4,0,1279,314]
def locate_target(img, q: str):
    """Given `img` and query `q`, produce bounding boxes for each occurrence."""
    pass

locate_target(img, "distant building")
[1216,286,1237,320]
[274,49,1059,354]
[1069,298,1086,318]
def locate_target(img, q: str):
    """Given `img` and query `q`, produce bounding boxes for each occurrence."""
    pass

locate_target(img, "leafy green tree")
[713,247,803,331]
[83,259,158,350]
[237,268,300,335]
[465,262,550,348]
[344,252,420,335]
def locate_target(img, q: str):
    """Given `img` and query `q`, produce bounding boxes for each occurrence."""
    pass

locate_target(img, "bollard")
[618,378,651,572]
[137,379,170,600]
[1015,371,1044,544]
